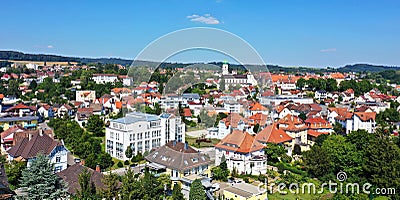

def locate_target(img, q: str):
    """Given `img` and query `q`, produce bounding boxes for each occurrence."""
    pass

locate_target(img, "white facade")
[215,148,266,175]
[92,74,118,84]
[105,112,185,161]
[76,90,96,103]
[260,95,314,106]
[224,101,241,113]
[352,114,376,133]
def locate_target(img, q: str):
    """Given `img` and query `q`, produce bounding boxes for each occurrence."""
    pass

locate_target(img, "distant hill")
[337,64,400,73]
[1,50,399,73]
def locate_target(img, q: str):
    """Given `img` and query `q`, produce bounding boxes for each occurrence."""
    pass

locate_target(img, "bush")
[243,177,250,183]
[124,160,130,166]
[117,161,123,168]
[277,162,285,174]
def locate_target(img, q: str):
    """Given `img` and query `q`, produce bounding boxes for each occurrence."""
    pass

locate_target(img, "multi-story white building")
[105,112,185,160]
[92,74,118,84]
[223,100,241,113]
[215,130,266,175]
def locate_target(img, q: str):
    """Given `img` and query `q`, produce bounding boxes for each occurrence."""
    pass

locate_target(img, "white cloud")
[47,45,54,49]
[320,48,336,52]
[187,14,220,24]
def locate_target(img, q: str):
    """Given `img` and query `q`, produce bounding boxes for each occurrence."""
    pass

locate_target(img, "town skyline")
[1,1,400,67]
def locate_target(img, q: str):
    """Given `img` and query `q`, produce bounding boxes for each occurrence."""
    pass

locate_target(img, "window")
[56,156,61,163]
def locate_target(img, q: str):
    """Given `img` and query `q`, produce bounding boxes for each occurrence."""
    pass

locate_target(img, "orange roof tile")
[255,123,292,144]
[277,114,308,132]
[354,112,376,121]
[215,130,264,153]
[307,129,329,137]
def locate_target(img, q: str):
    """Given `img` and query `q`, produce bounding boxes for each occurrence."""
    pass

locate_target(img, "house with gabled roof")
[255,123,293,155]
[7,131,69,173]
[277,114,308,147]
[145,141,212,192]
[215,130,266,175]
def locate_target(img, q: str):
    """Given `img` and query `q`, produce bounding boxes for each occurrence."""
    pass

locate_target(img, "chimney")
[80,159,85,166]
[39,129,43,136]
[96,165,100,172]
[28,133,33,141]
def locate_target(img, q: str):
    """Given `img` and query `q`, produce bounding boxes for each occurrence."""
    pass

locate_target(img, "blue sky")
[0,0,399,67]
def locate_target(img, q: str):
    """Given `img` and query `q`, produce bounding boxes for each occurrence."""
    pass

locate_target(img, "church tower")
[222,61,229,75]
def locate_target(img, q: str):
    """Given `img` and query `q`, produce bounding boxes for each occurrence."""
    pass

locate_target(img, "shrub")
[117,161,123,168]
[277,162,285,174]
[124,160,130,165]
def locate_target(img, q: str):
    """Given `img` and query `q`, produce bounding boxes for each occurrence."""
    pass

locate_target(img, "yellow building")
[223,182,268,200]
[0,116,39,131]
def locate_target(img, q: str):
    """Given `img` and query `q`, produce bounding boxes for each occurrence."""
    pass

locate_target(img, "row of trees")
[48,117,113,170]
[296,78,338,92]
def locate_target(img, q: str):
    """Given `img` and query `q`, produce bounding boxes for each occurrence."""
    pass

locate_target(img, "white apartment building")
[105,112,185,161]
[223,100,241,113]
[92,74,118,84]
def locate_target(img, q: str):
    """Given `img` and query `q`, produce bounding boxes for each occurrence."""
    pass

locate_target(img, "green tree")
[75,168,98,199]
[264,143,286,163]
[100,172,120,199]
[125,145,133,160]
[189,179,206,200]
[253,123,260,133]
[172,183,185,200]
[296,78,307,90]
[19,154,67,199]
[86,115,105,136]
[121,169,141,200]
[28,80,37,90]
[299,112,307,121]
[5,161,26,189]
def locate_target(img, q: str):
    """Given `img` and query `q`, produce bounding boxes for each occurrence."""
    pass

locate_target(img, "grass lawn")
[186,135,220,148]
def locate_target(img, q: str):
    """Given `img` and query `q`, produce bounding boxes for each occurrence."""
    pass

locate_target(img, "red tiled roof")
[7,133,62,159]
[6,103,30,111]
[354,112,376,121]
[255,123,292,144]
[183,108,192,117]
[277,114,308,132]
[0,125,25,140]
[307,129,329,137]
[215,130,264,153]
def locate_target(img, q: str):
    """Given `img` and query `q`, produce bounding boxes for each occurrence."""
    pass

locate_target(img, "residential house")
[277,114,308,150]
[75,90,96,103]
[217,113,251,139]
[145,141,212,194]
[215,130,266,175]
[255,123,293,155]
[92,74,118,84]
[7,131,69,173]
[57,164,106,195]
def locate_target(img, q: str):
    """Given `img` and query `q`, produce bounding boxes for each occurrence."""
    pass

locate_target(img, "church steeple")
[222,61,229,75]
